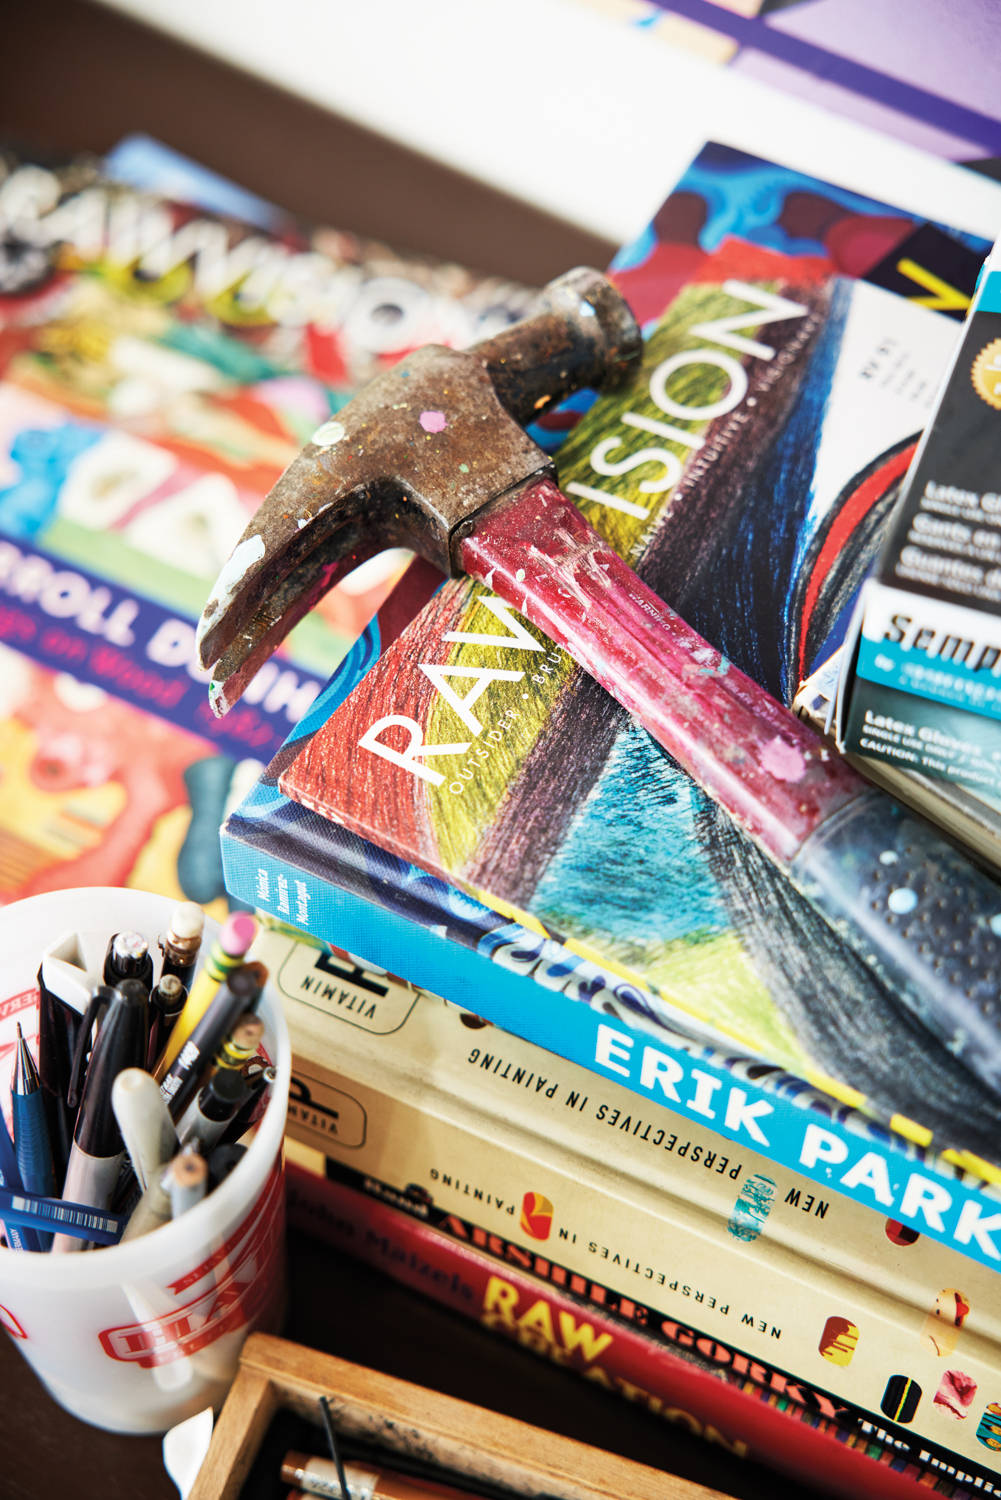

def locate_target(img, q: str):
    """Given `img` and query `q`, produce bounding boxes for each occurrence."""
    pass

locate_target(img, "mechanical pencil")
[154,911,256,1081]
[12,1024,56,1248]
[0,1102,41,1253]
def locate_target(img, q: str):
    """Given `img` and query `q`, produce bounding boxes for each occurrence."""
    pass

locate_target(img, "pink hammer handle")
[458,476,864,868]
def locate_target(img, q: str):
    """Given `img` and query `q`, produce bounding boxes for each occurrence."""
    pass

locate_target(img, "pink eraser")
[219,911,257,957]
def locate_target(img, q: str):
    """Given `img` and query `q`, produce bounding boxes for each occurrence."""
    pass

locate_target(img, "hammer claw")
[197,268,644,713]
[205,535,378,715]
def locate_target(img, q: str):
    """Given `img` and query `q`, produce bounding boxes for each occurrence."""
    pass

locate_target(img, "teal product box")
[839,245,1001,795]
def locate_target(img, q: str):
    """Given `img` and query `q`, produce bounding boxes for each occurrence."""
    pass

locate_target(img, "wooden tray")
[191,1332,726,1500]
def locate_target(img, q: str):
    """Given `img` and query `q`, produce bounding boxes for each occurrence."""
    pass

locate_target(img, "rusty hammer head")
[196,267,641,714]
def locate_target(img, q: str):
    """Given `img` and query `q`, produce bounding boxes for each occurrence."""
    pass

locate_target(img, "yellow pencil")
[153,911,256,1081]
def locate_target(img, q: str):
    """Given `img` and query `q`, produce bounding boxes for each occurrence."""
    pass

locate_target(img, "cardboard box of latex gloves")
[840,240,1001,796]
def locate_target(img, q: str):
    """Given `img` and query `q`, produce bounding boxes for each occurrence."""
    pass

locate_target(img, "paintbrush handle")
[461,475,863,866]
[460,476,1001,1092]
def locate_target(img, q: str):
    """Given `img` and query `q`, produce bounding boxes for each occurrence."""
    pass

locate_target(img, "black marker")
[36,946,92,1187]
[206,1142,246,1191]
[160,964,264,1122]
[103,931,153,993]
[219,1064,275,1147]
[176,1068,250,1152]
[53,979,150,1253]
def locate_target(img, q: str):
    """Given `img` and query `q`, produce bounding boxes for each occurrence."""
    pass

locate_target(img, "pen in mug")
[206,1142,246,1190]
[158,902,205,992]
[154,911,256,1081]
[0,1184,124,1246]
[176,1068,249,1153]
[0,1103,42,1253]
[54,979,150,1253]
[103,931,153,993]
[111,1068,177,1194]
[219,1063,275,1147]
[159,964,266,1121]
[147,973,186,1072]
[66,984,116,1112]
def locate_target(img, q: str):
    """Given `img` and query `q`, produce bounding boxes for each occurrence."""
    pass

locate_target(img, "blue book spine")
[222,810,1001,1276]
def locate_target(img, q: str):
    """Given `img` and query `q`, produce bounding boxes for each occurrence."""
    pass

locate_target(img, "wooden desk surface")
[0,1226,824,1500]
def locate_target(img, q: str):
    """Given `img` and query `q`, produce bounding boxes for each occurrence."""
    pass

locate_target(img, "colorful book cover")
[0,142,524,909]
[270,142,1001,1154]
[287,1159,988,1500]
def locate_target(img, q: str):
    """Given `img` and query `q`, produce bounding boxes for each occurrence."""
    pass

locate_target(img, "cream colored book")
[259,928,1001,1485]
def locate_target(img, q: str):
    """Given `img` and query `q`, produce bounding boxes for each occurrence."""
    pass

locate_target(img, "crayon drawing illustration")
[934,1369,978,1420]
[881,1375,921,1424]
[920,1289,971,1358]
[978,1402,1001,1450]
[818,1317,859,1367]
[885,1220,920,1246]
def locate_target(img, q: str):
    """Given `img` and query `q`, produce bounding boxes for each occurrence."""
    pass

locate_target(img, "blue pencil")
[0,1184,124,1246]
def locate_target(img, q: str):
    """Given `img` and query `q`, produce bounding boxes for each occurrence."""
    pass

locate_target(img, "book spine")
[223,826,1001,1278]
[279,996,999,1480]
[286,1164,974,1500]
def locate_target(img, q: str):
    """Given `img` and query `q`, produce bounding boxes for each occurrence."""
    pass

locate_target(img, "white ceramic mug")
[0,888,289,1433]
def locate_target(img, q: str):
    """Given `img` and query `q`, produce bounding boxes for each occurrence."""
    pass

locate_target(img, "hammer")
[197,268,1001,1098]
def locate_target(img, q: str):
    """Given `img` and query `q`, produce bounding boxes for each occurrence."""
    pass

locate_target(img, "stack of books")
[221,142,1001,1499]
